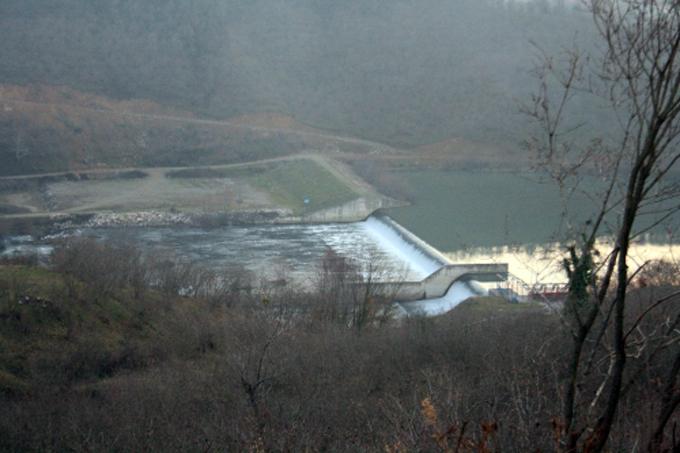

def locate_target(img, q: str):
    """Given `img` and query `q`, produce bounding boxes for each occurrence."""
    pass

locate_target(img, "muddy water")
[1,221,427,284]
[4,221,678,291]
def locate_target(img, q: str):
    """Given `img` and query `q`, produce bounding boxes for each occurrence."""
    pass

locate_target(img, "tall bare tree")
[525,1,680,451]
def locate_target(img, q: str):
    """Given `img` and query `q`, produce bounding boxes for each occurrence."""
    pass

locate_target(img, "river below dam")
[4,215,679,306]
[0,217,441,286]
[4,218,678,286]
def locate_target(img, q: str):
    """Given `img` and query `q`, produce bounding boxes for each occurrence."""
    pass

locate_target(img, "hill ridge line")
[1,98,399,154]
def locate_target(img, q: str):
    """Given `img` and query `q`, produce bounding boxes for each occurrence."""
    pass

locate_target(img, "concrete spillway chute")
[362,213,507,317]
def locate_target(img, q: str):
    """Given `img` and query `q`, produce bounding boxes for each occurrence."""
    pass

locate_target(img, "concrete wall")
[353,214,508,302]
[376,263,508,302]
[301,197,403,223]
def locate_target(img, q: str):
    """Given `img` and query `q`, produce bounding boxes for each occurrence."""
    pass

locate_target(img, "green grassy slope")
[248,159,360,214]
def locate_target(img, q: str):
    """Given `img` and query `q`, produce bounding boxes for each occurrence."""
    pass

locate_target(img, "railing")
[491,273,568,306]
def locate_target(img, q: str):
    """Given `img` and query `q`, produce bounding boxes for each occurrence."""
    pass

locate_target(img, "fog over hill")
[0,0,600,151]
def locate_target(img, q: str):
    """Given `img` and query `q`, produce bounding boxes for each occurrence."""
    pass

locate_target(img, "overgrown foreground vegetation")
[0,240,677,452]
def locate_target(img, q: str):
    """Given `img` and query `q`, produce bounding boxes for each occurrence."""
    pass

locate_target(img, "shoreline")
[0,206,390,236]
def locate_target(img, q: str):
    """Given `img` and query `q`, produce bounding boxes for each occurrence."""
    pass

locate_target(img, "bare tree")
[525,1,680,451]
[14,123,28,162]
[223,309,291,451]
[313,248,400,328]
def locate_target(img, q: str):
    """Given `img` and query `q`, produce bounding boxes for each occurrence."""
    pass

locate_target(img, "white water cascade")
[3,214,490,317]
[361,215,443,279]
[393,281,485,318]
[362,215,487,317]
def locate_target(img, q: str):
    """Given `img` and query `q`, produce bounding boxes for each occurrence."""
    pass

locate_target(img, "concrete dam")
[363,213,508,317]
[1,211,507,317]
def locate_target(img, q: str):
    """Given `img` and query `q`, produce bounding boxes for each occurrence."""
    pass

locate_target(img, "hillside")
[0,0,605,150]
[1,250,674,451]
[0,263,206,396]
[0,154,401,231]
[0,248,557,451]
[0,84,388,176]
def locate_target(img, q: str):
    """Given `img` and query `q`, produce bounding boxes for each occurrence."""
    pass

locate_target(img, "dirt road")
[2,98,398,155]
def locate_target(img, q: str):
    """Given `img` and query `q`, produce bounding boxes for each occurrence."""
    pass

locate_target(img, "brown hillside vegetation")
[0,84,382,176]
[412,137,528,169]
[227,112,321,134]
[0,84,196,117]
[0,240,677,451]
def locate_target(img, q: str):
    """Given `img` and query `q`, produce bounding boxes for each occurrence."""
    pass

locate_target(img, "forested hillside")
[0,0,598,148]
[0,84,368,175]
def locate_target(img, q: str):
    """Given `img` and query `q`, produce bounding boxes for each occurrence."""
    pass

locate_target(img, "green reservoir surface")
[385,169,604,251]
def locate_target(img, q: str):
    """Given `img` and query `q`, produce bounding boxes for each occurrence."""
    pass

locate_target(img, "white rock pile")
[87,211,192,227]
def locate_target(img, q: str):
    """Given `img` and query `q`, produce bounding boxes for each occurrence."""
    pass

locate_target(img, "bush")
[0,239,677,451]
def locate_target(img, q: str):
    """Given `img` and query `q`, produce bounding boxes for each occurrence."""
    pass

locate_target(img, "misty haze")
[0,1,679,451]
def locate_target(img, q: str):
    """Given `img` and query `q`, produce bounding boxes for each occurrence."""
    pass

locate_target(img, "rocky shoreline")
[53,209,296,230]
[0,195,400,236]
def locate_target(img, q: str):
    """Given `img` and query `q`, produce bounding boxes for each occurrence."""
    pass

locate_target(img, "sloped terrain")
[0,84,386,176]
[0,0,603,149]
[0,155,393,223]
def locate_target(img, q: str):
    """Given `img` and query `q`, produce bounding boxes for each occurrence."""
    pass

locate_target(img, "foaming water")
[395,281,483,318]
[1,218,442,284]
[362,216,442,278]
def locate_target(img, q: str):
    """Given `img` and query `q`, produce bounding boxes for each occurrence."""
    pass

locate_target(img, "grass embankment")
[168,158,360,215]
[0,157,363,218]
[248,159,359,214]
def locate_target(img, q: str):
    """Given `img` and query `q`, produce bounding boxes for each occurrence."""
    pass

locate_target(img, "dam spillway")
[1,214,507,316]
[361,214,507,316]
[2,217,437,282]
[362,214,449,278]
